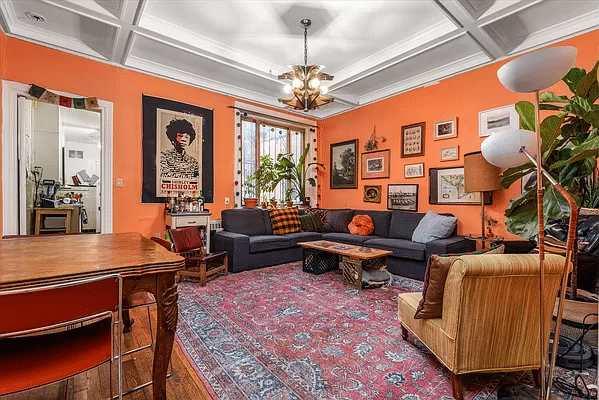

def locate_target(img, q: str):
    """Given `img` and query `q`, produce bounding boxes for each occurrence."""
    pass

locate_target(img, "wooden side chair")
[168,226,228,286]
[0,274,123,399]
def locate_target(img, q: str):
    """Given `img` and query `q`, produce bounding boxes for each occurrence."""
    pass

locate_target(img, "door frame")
[2,80,113,235]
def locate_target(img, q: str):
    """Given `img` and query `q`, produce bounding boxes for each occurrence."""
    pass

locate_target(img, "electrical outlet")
[115,178,123,187]
[225,197,230,204]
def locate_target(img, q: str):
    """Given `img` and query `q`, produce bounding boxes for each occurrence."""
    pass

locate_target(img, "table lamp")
[482,45,577,400]
[464,151,501,241]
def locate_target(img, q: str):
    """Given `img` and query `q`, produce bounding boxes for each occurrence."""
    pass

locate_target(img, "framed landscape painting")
[429,167,491,204]
[330,139,358,189]
[478,104,519,137]
[361,149,390,179]
[388,184,418,211]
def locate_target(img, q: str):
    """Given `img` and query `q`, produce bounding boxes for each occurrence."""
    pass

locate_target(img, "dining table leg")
[153,272,179,400]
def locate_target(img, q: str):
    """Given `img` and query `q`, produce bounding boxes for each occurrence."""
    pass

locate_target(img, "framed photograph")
[330,139,358,189]
[361,149,390,179]
[434,118,457,140]
[401,122,425,157]
[440,145,459,161]
[388,184,418,211]
[404,162,424,178]
[363,185,382,203]
[142,95,214,203]
[429,167,492,204]
[479,104,519,137]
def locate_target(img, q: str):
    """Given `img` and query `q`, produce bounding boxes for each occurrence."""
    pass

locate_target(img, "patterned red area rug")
[176,262,596,399]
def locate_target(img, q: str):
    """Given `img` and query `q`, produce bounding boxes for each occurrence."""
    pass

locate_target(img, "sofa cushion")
[304,206,328,226]
[269,208,301,235]
[412,211,457,244]
[353,210,392,237]
[222,209,268,236]
[364,238,426,260]
[248,235,291,253]
[322,232,377,246]
[414,244,505,319]
[323,209,354,233]
[389,211,425,240]
[284,231,322,247]
[299,213,323,232]
[348,215,374,236]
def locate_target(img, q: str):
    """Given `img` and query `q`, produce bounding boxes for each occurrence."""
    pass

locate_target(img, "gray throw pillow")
[411,210,457,244]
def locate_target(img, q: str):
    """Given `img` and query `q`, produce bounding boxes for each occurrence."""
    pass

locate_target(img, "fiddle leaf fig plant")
[275,143,324,203]
[501,60,599,238]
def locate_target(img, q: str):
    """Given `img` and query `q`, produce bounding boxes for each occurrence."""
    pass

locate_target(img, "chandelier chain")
[304,24,308,67]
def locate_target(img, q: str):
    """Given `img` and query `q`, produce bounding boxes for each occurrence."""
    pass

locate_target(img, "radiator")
[210,219,223,231]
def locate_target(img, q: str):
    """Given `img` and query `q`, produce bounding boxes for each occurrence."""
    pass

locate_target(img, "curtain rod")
[228,106,316,131]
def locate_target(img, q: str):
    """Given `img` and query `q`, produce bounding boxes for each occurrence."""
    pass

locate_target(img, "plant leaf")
[575,60,599,102]
[582,110,599,127]
[539,104,565,111]
[540,114,565,154]
[549,134,599,169]
[500,163,534,189]
[515,101,535,131]
[539,91,569,103]
[563,67,586,93]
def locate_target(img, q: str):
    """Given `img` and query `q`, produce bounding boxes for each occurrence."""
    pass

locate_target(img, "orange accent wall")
[0,33,311,237]
[317,30,599,239]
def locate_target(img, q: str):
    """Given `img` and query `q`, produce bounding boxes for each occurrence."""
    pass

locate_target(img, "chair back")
[169,227,204,255]
[150,236,172,251]
[0,274,121,336]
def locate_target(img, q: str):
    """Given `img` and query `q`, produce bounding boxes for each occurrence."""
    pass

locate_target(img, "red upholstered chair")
[0,274,123,399]
[168,226,228,286]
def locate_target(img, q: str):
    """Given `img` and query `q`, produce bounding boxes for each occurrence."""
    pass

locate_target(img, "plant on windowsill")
[246,155,280,208]
[275,143,325,206]
[500,60,599,298]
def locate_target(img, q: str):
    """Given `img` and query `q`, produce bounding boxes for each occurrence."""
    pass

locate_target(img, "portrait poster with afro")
[142,95,213,203]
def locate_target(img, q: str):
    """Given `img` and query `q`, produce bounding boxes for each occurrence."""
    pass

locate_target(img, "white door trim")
[2,80,113,235]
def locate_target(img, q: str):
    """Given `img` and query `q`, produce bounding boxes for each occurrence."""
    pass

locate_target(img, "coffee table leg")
[342,256,363,288]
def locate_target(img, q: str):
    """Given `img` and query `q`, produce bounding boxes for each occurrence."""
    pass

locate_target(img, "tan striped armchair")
[397,254,566,400]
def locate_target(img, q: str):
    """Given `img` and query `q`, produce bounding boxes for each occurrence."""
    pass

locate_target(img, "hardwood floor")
[1,304,214,400]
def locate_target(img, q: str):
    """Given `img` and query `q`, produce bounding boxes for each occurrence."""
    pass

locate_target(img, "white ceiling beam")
[110,0,144,64]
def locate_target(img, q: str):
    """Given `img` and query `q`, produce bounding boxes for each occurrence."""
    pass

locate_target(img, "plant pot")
[243,198,258,208]
[285,200,293,208]
[270,200,277,209]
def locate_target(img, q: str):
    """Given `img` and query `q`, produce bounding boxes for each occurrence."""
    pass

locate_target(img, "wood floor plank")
[0,305,213,400]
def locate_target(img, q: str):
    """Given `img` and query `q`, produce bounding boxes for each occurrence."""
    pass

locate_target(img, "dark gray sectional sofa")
[212,208,475,280]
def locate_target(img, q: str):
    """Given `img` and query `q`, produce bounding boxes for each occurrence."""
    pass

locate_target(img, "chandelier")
[278,19,334,111]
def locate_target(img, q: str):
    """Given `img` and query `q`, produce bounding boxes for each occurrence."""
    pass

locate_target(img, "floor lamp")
[482,45,578,400]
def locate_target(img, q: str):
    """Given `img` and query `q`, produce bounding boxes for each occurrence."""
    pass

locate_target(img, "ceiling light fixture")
[278,19,334,112]
[25,12,45,23]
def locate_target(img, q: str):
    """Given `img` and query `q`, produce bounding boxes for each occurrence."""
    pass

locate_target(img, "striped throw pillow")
[299,213,323,232]
[305,206,328,226]
[269,208,301,235]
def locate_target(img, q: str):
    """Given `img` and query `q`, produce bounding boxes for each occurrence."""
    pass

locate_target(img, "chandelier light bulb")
[292,78,302,88]
[309,78,320,89]
[283,84,293,94]
[320,86,328,95]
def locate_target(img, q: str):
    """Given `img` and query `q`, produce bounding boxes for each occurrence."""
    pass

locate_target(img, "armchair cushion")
[414,244,504,319]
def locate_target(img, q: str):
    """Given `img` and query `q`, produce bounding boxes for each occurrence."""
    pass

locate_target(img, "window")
[241,118,304,203]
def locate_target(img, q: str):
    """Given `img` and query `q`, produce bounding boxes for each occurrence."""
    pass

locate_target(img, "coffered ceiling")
[0,1,597,119]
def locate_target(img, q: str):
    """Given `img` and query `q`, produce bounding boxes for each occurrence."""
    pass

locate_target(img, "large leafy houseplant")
[246,155,280,205]
[275,143,324,204]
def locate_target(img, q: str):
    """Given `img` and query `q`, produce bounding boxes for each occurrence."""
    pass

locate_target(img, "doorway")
[2,80,113,236]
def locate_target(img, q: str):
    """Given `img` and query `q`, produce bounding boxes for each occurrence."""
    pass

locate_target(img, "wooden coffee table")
[298,240,392,288]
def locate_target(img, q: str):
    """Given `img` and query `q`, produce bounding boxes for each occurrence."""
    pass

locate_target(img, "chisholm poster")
[155,109,202,197]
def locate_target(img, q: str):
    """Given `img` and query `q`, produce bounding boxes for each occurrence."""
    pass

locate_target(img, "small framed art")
[330,139,358,189]
[429,167,491,204]
[388,184,418,211]
[434,119,457,140]
[478,105,519,137]
[401,122,425,157]
[361,149,390,179]
[440,145,459,161]
[404,162,424,178]
[363,185,382,203]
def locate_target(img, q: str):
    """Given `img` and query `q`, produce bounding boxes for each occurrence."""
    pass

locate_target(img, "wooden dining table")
[0,232,185,400]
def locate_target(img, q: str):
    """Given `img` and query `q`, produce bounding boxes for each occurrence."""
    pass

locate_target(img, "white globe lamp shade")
[320,86,328,95]
[292,77,302,88]
[481,129,538,168]
[497,46,577,93]
[283,84,293,94]
[309,77,320,89]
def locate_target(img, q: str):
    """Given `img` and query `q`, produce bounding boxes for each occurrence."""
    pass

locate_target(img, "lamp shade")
[497,46,577,93]
[464,151,501,193]
[481,129,538,168]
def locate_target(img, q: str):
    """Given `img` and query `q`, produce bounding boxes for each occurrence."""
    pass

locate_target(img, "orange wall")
[318,30,599,239]
[0,33,294,237]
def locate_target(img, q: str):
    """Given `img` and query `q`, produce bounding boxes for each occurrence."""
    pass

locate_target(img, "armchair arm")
[184,251,228,265]
[425,236,475,259]
[212,231,250,273]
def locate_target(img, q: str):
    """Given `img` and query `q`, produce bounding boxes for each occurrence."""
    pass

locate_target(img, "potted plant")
[275,143,325,205]
[242,179,258,208]
[500,61,599,298]
[246,155,280,208]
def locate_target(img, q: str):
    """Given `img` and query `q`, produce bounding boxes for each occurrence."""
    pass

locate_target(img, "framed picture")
[478,104,519,137]
[330,139,358,189]
[363,185,382,203]
[440,145,459,161]
[142,95,214,203]
[388,184,418,211]
[401,122,425,157]
[434,119,457,140]
[361,149,390,179]
[404,162,424,178]
[429,167,492,204]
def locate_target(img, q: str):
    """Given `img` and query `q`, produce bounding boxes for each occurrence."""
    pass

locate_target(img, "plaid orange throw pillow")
[269,208,301,235]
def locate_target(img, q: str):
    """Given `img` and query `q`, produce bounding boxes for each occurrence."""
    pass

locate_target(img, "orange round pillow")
[348,214,375,236]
